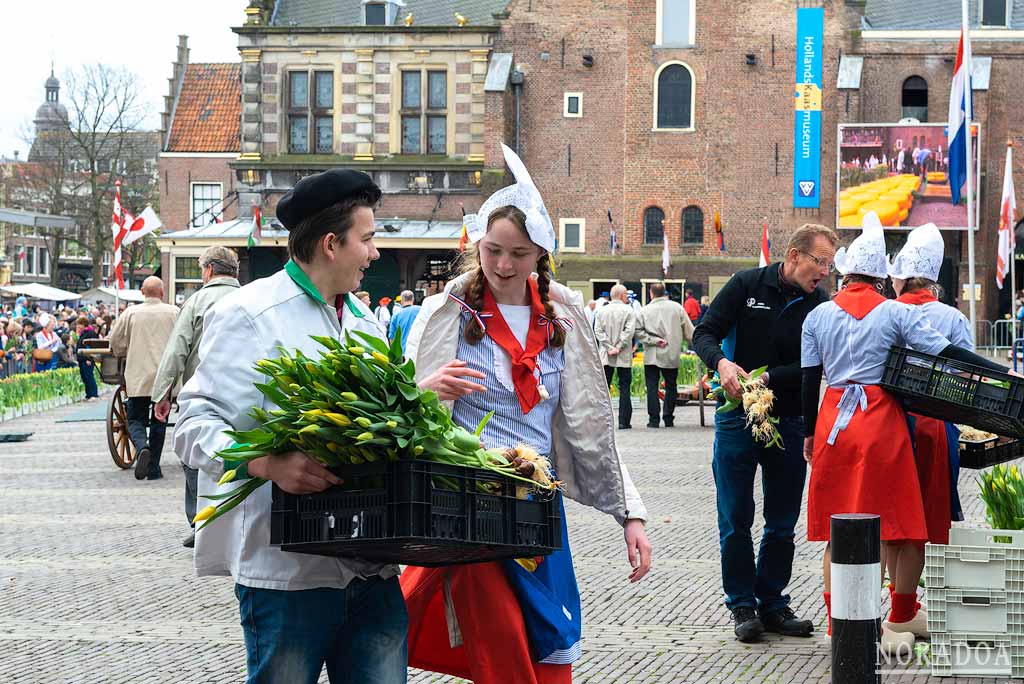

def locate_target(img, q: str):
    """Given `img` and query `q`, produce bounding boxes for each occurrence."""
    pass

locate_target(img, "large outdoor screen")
[837,123,981,231]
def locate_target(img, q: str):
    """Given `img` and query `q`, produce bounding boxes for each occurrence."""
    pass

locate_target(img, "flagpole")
[960,0,978,341]
[1010,141,1018,346]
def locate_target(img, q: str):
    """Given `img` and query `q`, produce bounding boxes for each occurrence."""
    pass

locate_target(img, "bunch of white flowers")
[706,366,784,449]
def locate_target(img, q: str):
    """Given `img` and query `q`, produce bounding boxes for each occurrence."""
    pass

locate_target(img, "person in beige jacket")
[636,281,694,428]
[594,283,637,429]
[108,276,179,481]
[151,246,240,546]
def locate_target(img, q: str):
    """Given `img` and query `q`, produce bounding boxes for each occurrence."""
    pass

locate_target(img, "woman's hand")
[803,437,814,465]
[623,519,652,583]
[418,360,486,401]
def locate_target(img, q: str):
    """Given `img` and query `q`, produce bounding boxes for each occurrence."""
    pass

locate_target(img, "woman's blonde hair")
[459,206,565,348]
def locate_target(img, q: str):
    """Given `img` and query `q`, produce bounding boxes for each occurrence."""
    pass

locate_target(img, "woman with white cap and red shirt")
[401,144,651,683]
[801,212,1005,654]
[882,223,972,640]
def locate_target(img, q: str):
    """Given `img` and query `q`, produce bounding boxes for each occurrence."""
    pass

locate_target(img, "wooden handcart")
[79,340,135,469]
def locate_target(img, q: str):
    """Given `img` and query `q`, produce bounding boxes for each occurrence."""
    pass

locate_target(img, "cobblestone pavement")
[0,399,1011,683]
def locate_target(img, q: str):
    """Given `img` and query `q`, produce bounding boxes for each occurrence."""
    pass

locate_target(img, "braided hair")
[460,206,565,348]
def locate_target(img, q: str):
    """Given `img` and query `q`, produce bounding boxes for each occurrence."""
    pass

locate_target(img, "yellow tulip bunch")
[979,464,1024,531]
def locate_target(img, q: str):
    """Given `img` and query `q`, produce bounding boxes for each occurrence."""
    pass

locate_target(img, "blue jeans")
[236,577,408,684]
[712,410,807,615]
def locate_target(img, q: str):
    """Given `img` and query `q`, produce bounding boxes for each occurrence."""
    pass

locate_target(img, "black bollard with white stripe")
[831,513,881,684]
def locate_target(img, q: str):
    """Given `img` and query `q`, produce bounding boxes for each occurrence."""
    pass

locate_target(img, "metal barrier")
[990,319,1021,351]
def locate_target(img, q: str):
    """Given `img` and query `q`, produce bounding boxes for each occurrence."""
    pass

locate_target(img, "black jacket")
[692,262,829,417]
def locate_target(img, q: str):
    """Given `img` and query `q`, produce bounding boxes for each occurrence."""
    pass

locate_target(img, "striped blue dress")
[451,308,583,665]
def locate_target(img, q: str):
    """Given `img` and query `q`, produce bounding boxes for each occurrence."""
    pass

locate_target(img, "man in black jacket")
[692,223,838,643]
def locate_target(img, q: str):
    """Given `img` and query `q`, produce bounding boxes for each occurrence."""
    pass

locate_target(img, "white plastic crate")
[928,588,1024,634]
[931,631,1024,677]
[926,527,1024,591]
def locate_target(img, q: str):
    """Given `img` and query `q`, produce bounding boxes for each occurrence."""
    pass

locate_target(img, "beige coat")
[593,300,636,368]
[636,297,694,368]
[405,273,647,525]
[151,277,241,402]
[109,297,180,397]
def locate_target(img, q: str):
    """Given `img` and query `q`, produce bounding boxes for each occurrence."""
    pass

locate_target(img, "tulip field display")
[704,366,783,449]
[193,331,558,529]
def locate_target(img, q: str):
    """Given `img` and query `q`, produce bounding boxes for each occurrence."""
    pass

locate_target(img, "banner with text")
[793,7,824,208]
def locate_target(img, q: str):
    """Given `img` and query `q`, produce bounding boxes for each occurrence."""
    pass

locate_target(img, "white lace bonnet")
[888,223,943,282]
[463,144,556,254]
[834,211,890,279]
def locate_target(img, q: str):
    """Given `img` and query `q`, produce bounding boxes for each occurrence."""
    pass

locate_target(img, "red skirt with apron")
[807,385,928,542]
[909,413,953,545]
[401,563,571,684]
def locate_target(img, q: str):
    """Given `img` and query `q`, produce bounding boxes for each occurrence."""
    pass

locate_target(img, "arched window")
[644,207,665,245]
[655,63,694,130]
[901,76,928,122]
[682,205,703,244]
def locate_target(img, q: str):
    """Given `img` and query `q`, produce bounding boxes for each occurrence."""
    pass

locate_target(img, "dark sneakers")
[134,447,152,481]
[761,607,814,637]
[732,606,764,643]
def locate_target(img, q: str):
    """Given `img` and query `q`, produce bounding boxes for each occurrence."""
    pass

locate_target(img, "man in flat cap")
[151,245,242,548]
[174,170,409,682]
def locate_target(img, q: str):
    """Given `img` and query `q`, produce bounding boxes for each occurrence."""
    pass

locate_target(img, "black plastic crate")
[881,347,1024,439]
[959,437,1024,470]
[270,459,562,567]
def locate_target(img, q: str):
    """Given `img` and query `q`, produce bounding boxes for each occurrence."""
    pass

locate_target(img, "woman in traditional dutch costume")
[881,223,972,639]
[401,144,652,683]
[801,213,1003,654]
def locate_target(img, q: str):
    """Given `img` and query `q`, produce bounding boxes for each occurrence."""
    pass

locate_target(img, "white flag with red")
[997,145,1017,289]
[121,206,162,246]
[759,223,771,268]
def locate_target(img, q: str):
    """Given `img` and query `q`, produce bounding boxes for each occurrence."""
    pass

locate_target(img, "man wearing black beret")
[174,169,413,682]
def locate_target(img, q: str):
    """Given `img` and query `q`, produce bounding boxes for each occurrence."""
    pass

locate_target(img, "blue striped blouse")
[451,314,565,454]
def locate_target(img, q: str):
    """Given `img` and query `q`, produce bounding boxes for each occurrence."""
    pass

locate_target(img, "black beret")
[276,169,382,230]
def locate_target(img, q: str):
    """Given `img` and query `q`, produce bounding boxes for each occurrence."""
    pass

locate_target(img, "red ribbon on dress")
[896,289,938,306]
[833,282,887,320]
[481,279,549,414]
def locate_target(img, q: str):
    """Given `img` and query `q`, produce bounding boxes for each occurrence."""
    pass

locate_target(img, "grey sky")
[2,1,245,159]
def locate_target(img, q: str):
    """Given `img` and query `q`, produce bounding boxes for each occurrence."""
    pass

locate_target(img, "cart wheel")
[107,386,136,469]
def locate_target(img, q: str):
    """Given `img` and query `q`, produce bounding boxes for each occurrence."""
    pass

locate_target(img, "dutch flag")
[947,26,972,206]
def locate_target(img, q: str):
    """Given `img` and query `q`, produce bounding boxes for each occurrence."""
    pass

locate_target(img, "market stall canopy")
[1,282,82,301]
[0,207,76,230]
[78,286,146,305]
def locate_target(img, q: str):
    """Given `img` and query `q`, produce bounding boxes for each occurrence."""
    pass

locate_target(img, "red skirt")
[807,385,928,542]
[910,413,953,545]
[401,563,572,684]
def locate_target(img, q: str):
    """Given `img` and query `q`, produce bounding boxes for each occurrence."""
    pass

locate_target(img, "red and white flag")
[661,233,671,276]
[121,206,162,246]
[997,144,1017,289]
[758,223,771,268]
[110,181,129,289]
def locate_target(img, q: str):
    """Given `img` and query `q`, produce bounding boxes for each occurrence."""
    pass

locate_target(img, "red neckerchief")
[482,279,548,414]
[896,289,938,306]
[833,282,887,320]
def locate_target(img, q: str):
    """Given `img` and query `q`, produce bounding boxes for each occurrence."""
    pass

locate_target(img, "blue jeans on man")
[236,576,408,684]
[712,410,806,615]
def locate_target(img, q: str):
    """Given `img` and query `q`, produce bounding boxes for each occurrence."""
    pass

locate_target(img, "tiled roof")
[272,0,510,27]
[864,0,1024,30]
[166,63,241,153]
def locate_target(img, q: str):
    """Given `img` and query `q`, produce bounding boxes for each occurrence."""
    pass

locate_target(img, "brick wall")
[157,156,238,231]
[489,0,860,295]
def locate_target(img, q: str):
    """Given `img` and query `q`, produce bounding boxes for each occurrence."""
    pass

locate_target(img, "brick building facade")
[483,0,862,303]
